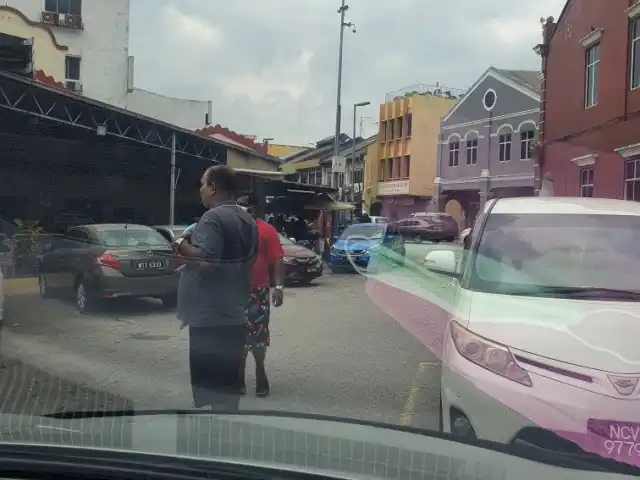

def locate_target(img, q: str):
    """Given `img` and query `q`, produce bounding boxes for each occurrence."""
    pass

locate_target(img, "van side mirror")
[424,250,458,277]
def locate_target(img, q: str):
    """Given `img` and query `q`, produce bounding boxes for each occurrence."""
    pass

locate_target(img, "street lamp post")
[351,101,370,203]
[333,0,356,160]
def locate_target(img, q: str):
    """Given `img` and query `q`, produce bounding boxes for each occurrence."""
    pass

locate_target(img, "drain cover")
[127,333,170,341]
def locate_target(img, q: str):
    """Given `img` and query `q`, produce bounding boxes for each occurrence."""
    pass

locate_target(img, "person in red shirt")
[237,200,284,397]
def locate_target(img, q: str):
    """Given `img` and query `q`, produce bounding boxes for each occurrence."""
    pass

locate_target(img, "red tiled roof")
[196,124,267,154]
[33,69,69,91]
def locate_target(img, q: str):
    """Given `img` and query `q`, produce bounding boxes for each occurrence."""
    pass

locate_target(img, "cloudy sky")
[129,0,565,146]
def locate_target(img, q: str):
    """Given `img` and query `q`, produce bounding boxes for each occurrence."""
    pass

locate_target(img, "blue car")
[329,223,406,272]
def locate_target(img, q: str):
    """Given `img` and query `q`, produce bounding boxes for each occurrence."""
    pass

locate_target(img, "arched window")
[496,124,514,135]
[464,131,479,165]
[447,134,461,167]
[518,121,537,160]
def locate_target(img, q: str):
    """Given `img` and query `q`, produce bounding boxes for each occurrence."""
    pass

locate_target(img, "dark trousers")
[239,345,269,393]
[188,325,246,410]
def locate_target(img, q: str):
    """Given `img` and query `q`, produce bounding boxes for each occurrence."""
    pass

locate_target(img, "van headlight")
[450,321,532,387]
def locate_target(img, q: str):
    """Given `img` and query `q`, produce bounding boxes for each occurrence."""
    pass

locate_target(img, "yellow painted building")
[0,6,67,83]
[227,149,280,172]
[364,91,457,219]
[267,143,307,158]
[278,143,324,177]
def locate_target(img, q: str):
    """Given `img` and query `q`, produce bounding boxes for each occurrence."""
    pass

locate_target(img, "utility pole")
[351,102,370,203]
[332,0,356,198]
[169,133,176,226]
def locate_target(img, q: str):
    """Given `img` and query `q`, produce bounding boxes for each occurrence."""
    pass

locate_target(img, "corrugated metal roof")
[0,69,281,163]
[319,134,378,163]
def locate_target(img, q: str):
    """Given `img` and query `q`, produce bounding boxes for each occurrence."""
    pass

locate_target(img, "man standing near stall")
[239,198,284,397]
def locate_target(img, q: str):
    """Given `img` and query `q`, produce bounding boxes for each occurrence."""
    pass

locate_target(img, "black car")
[279,235,323,284]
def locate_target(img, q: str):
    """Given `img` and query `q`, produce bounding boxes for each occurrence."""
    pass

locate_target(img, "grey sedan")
[38,224,181,313]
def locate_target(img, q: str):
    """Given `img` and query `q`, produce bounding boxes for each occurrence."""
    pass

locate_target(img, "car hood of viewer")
[0,412,598,479]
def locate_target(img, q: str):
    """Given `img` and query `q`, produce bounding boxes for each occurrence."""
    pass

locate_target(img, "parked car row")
[34,221,325,313]
[14,211,460,312]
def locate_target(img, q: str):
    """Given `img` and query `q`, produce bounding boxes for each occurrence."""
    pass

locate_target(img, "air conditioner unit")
[59,13,83,30]
[41,11,59,25]
[65,80,82,93]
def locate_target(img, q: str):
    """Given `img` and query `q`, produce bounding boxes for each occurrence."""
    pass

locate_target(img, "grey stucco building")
[434,67,540,228]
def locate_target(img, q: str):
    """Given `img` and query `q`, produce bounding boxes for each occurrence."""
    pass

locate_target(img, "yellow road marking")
[400,362,437,426]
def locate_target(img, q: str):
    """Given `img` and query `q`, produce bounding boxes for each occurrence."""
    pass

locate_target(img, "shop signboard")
[331,156,346,173]
[377,180,409,196]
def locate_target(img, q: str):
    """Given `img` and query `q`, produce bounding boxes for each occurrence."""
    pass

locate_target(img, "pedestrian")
[173,165,258,411]
[238,198,284,397]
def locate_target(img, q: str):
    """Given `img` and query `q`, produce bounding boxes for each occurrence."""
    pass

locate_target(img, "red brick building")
[538,0,640,200]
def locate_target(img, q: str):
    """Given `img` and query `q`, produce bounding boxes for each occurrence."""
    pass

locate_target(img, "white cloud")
[161,5,223,47]
[216,51,315,103]
[130,0,567,144]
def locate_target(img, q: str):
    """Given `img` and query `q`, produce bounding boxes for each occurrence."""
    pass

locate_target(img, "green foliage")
[14,219,44,257]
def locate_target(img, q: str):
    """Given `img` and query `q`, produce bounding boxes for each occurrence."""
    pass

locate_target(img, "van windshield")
[469,213,640,296]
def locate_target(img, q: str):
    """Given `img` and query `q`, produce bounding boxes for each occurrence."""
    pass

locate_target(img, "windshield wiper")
[498,286,640,300]
[536,286,640,300]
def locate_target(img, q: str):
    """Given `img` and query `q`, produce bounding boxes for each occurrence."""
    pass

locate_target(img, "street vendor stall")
[234,170,347,257]
[234,170,335,213]
[303,195,355,213]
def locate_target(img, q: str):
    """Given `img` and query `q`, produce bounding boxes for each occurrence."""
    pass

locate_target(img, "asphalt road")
[0,250,452,432]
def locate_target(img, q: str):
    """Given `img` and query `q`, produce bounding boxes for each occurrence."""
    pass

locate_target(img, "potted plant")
[13,219,44,277]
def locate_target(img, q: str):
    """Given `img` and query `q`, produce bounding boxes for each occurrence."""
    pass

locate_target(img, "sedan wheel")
[161,294,178,309]
[412,235,423,244]
[75,281,93,314]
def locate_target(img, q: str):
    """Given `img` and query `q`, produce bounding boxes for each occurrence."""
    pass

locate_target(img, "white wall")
[125,88,211,130]
[9,0,214,130]
[6,0,130,107]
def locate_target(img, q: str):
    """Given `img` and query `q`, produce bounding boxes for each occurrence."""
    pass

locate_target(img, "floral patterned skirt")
[244,287,271,349]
